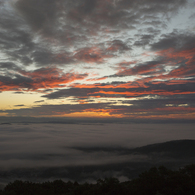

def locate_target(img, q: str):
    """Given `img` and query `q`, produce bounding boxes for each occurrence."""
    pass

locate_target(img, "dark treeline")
[0,164,195,195]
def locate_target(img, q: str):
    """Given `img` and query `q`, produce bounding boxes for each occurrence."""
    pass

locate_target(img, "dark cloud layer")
[1,0,187,65]
[151,31,195,51]
[0,0,189,67]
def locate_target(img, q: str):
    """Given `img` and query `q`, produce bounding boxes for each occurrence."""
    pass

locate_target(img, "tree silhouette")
[2,164,195,195]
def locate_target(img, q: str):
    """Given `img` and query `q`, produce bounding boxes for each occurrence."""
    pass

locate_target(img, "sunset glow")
[0,0,195,120]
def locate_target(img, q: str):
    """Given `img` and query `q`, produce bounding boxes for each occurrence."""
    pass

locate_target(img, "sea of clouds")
[0,123,194,170]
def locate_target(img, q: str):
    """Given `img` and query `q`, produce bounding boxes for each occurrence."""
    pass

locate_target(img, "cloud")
[1,103,111,116]
[86,76,107,82]
[149,32,195,81]
[14,104,25,107]
[134,34,155,47]
[13,0,188,44]
[106,40,130,53]
[42,78,195,100]
[2,92,195,118]
[151,31,195,51]
[15,0,58,34]
[0,0,189,69]
[0,62,21,71]
[112,60,164,77]
[66,0,187,29]
[0,67,88,91]
[34,100,44,103]
[74,47,112,63]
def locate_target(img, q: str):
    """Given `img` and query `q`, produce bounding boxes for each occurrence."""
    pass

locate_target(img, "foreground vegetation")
[1,164,195,195]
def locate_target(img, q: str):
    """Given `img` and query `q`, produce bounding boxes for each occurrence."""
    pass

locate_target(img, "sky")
[0,0,195,120]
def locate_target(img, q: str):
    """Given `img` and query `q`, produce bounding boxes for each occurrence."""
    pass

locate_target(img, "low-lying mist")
[0,123,194,184]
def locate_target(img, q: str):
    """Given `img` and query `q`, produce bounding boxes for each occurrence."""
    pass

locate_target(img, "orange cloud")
[155,48,195,78]
[0,67,88,92]
[86,77,107,81]
[88,90,195,97]
[115,60,163,77]
[71,82,138,89]
[157,48,195,62]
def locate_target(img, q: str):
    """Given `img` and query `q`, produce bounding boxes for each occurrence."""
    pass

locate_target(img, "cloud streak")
[0,67,88,91]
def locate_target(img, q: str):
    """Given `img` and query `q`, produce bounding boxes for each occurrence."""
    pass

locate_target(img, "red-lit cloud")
[115,61,163,76]
[86,77,108,82]
[0,67,88,92]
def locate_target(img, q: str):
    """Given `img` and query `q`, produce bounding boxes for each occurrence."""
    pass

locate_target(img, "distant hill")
[73,139,195,158]
[132,139,195,158]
